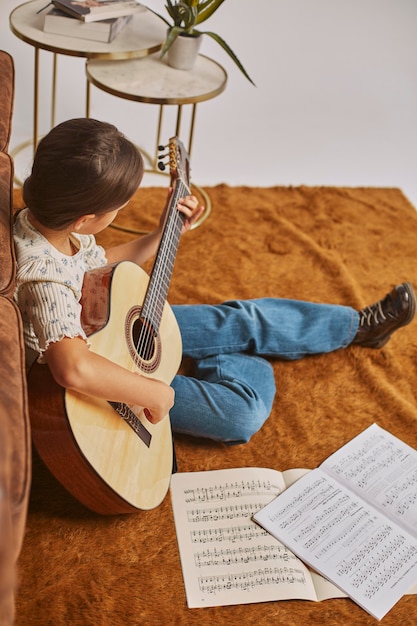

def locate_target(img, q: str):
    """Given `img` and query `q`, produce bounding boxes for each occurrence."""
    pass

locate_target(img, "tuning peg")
[158,143,169,169]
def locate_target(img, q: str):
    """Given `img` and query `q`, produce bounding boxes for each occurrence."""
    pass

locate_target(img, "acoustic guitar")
[27,137,190,515]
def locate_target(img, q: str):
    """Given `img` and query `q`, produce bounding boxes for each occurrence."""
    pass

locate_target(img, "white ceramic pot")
[167,33,202,71]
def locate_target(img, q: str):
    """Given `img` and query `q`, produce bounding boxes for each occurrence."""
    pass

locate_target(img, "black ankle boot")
[352,282,416,348]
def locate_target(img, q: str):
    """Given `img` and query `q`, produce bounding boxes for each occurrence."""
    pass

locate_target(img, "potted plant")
[148,0,254,83]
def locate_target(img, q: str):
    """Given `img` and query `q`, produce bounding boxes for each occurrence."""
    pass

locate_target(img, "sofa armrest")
[0,51,14,153]
[0,152,15,297]
[0,296,31,626]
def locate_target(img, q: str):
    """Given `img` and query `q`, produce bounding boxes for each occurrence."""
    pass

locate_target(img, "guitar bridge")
[108,401,152,448]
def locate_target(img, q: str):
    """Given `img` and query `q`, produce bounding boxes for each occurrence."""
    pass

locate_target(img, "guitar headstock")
[158,137,191,192]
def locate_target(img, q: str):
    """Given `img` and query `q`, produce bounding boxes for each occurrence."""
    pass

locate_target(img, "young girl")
[14,118,416,444]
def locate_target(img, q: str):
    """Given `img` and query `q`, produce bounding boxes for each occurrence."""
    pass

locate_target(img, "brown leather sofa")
[0,50,31,626]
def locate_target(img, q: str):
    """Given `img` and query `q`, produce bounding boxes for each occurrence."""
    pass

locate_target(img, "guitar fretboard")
[141,180,189,333]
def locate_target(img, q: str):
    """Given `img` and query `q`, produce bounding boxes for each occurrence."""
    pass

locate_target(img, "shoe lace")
[358,300,387,327]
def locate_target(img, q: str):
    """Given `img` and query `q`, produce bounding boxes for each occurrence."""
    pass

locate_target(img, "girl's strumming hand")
[133,373,175,425]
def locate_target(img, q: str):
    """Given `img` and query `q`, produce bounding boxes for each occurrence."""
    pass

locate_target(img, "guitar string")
[132,177,188,372]
[151,177,188,330]
[130,138,189,372]
[134,180,183,364]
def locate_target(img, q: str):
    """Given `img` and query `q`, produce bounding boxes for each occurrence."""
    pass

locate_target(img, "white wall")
[2,0,417,206]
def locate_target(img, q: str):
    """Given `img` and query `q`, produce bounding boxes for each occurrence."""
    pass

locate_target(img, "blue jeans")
[169,298,358,444]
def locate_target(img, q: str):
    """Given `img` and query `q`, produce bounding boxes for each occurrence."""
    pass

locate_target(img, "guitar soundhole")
[126,307,161,374]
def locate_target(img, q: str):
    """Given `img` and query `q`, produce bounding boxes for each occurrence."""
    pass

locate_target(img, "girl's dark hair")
[23,118,144,229]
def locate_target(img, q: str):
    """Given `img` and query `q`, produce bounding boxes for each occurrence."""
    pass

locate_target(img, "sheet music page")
[254,444,417,620]
[321,423,417,535]
[170,467,346,608]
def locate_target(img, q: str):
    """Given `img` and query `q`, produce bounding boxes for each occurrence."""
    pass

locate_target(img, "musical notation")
[170,467,340,609]
[253,424,417,621]
[183,478,280,505]
[198,566,308,595]
[194,544,297,569]
[324,430,417,531]
[186,500,265,524]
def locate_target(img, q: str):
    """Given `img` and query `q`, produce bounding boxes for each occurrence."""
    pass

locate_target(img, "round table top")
[9,0,166,60]
[86,53,228,105]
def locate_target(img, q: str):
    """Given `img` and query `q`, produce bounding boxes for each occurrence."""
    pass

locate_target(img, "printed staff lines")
[191,524,266,545]
[186,501,265,524]
[198,566,308,595]
[183,478,280,504]
[194,544,297,568]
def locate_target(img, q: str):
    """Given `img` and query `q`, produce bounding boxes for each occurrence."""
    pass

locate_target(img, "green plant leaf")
[160,25,184,55]
[148,1,255,85]
[203,31,255,85]
[195,0,227,26]
[165,0,177,22]
[165,1,197,29]
[146,6,171,27]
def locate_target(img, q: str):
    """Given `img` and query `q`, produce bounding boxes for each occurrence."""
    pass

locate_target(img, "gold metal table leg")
[33,47,39,153]
[51,53,57,129]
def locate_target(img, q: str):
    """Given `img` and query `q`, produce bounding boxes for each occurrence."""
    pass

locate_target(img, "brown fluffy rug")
[15,185,417,625]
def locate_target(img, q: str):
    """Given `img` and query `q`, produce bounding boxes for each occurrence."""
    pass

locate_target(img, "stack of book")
[43,0,145,44]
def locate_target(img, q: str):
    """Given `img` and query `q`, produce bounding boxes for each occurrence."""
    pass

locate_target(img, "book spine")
[44,13,132,43]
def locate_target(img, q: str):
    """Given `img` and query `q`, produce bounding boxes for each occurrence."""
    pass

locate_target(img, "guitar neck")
[141,179,189,332]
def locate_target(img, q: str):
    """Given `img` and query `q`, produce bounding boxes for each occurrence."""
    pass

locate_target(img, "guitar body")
[28,261,182,514]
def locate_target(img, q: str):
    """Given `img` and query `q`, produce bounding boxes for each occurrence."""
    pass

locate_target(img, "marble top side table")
[86,53,227,228]
[9,0,166,152]
[86,53,227,169]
